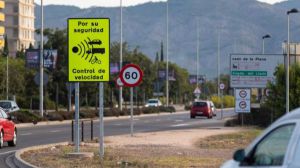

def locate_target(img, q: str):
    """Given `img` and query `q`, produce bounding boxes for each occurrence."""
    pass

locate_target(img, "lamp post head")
[287,8,299,15]
[262,34,271,39]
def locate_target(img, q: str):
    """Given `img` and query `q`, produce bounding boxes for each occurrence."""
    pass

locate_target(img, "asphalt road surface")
[0,108,236,168]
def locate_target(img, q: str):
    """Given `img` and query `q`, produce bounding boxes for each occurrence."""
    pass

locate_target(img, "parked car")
[145,99,162,107]
[0,100,20,113]
[221,107,300,168]
[190,100,214,119]
[0,107,17,148]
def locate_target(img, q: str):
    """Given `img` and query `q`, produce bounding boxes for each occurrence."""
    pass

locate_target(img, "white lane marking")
[50,130,62,133]
[20,133,32,136]
[133,119,140,121]
[0,150,17,156]
[175,120,183,122]
[171,123,190,127]
[114,124,122,126]
[156,119,161,122]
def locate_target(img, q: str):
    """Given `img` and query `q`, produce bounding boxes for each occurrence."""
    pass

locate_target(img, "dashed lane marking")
[170,123,191,127]
[20,133,32,136]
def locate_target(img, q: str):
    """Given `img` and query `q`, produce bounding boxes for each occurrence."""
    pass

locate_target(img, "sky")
[34,0,287,8]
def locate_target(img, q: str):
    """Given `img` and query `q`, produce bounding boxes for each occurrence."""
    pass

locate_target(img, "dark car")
[0,108,17,148]
[190,100,214,119]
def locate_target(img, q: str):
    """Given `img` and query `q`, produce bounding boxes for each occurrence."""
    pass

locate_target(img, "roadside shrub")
[80,110,97,118]
[211,96,221,108]
[159,106,176,113]
[11,110,43,123]
[223,95,234,108]
[211,95,234,108]
[184,104,191,110]
[46,112,64,121]
[141,107,159,114]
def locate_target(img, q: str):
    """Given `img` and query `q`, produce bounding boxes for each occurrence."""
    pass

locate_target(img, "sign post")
[119,64,143,137]
[235,88,251,126]
[219,83,225,120]
[193,87,201,100]
[68,18,110,158]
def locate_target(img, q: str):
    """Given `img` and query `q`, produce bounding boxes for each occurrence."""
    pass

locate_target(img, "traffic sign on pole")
[119,64,143,87]
[115,77,124,87]
[219,83,225,90]
[68,18,110,82]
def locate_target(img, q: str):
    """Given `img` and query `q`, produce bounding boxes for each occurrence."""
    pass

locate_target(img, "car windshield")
[193,102,207,107]
[148,100,158,104]
[0,102,11,109]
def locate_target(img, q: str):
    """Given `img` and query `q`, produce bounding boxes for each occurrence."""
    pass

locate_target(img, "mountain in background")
[34,0,300,79]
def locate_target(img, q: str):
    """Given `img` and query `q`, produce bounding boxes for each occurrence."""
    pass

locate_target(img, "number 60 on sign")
[119,64,143,87]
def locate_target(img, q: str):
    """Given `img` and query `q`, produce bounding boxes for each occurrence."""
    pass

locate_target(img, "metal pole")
[119,0,123,111]
[91,120,93,141]
[130,87,134,137]
[39,0,44,117]
[6,50,8,100]
[221,89,223,120]
[68,83,72,112]
[75,82,80,152]
[166,0,169,107]
[196,18,199,88]
[217,30,220,98]
[81,121,84,142]
[262,38,265,54]
[286,14,290,113]
[99,83,104,158]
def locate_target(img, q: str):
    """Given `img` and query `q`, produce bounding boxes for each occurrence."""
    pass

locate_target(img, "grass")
[21,128,262,168]
[195,128,262,149]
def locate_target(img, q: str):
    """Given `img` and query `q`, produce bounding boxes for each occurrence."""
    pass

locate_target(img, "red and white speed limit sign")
[119,64,143,87]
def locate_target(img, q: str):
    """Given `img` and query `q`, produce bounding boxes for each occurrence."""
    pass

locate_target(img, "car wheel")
[8,130,17,147]
[0,131,4,148]
[190,115,195,119]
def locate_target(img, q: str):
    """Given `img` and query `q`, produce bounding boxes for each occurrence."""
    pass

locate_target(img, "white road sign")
[230,54,283,88]
[235,88,251,113]
[219,83,225,90]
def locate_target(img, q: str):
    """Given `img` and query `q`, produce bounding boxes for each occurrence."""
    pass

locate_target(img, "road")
[0,108,236,168]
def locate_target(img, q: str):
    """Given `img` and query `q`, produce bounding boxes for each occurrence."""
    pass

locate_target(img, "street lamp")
[39,0,44,117]
[259,34,271,102]
[286,8,298,113]
[166,0,169,107]
[119,0,123,111]
[262,34,271,54]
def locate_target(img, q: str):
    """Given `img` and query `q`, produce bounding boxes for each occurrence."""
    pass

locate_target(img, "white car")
[221,107,300,168]
[0,100,20,113]
[145,99,162,107]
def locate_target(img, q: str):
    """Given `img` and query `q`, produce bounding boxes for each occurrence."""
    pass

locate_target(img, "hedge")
[9,106,176,124]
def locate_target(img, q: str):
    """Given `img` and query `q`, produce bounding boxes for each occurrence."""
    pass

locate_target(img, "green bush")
[211,95,235,108]
[159,106,176,113]
[11,110,42,123]
[223,95,235,108]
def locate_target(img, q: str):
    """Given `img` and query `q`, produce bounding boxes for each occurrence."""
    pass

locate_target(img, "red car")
[0,108,17,148]
[190,100,214,119]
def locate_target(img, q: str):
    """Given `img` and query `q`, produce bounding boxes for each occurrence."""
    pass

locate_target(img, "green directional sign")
[231,71,267,76]
[68,18,110,82]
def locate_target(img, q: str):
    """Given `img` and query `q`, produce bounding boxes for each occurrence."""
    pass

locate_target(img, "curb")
[16,110,188,128]
[14,142,69,168]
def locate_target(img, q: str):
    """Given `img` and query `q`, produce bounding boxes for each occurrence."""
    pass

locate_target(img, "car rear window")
[193,102,207,107]
[0,102,11,108]
[148,100,158,103]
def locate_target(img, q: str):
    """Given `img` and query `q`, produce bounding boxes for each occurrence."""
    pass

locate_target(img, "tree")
[2,35,8,57]
[266,63,300,119]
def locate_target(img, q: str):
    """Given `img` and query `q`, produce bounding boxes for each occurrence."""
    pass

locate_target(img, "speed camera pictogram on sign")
[119,64,143,87]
